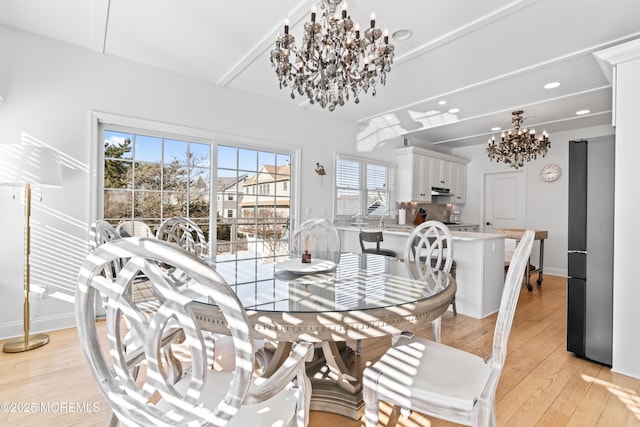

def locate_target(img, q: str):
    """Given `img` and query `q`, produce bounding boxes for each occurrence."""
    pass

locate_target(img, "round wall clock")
[539,163,562,182]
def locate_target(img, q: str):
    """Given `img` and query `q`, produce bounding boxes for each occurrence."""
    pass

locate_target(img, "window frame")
[90,111,302,257]
[334,153,394,221]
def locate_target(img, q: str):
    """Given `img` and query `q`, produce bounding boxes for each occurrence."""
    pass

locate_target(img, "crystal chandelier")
[270,0,394,111]
[486,110,551,169]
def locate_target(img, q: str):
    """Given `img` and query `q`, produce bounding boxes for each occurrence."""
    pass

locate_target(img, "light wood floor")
[1,274,639,426]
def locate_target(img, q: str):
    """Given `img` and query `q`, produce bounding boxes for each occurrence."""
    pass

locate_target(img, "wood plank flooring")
[1,274,639,426]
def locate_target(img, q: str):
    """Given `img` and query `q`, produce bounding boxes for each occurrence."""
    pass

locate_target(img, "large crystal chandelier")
[270,0,394,111]
[486,110,551,169]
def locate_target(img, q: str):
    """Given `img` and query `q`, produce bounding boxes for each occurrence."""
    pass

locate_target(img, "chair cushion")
[363,248,397,257]
[158,370,299,426]
[372,335,491,411]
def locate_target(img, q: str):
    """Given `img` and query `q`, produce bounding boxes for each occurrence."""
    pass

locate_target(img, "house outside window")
[216,146,292,265]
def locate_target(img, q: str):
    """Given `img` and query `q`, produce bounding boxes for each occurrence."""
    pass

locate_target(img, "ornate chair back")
[116,220,154,238]
[90,220,124,281]
[403,220,455,342]
[157,216,208,259]
[404,220,454,279]
[291,217,341,264]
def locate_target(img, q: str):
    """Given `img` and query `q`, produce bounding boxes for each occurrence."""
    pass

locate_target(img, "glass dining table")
[191,252,456,419]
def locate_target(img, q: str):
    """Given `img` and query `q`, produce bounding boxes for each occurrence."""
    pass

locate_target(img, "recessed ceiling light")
[438,100,447,105]
[491,127,501,131]
[392,29,413,41]
[544,81,561,89]
[576,109,590,115]
[448,108,460,114]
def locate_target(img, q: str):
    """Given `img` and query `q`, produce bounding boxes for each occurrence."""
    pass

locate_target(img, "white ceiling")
[1,0,639,150]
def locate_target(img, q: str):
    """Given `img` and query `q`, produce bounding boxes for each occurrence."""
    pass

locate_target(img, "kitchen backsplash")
[335,203,452,227]
[399,203,451,224]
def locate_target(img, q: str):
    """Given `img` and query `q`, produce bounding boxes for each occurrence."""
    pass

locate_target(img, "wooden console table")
[494,228,548,291]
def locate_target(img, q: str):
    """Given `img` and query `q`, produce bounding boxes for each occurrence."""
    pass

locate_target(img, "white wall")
[0,25,396,339]
[450,124,614,277]
[608,45,640,379]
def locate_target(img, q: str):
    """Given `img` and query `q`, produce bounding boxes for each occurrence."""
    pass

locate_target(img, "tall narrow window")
[335,154,394,219]
[216,145,292,262]
[214,145,294,309]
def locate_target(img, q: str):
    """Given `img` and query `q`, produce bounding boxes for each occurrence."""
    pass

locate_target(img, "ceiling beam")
[90,0,110,53]
[217,0,314,86]
[394,0,542,65]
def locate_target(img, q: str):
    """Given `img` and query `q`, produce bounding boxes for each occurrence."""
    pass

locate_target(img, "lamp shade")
[0,144,62,187]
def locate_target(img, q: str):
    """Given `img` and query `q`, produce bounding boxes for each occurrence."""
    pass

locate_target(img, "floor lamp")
[1,145,62,353]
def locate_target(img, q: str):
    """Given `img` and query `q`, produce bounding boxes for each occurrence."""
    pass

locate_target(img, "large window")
[102,127,211,235]
[335,154,394,220]
[98,119,297,312]
[101,125,294,267]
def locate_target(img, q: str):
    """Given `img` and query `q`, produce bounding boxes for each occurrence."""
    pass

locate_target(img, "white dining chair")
[90,220,125,282]
[76,237,313,427]
[116,219,154,238]
[404,220,455,343]
[89,220,186,427]
[363,230,535,427]
[290,217,352,356]
[90,219,121,250]
[157,216,208,258]
[291,217,342,264]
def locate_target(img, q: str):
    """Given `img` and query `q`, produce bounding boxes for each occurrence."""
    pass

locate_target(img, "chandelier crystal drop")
[270,0,394,112]
[486,110,551,169]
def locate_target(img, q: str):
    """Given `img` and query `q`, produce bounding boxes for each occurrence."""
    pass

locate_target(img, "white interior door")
[483,170,526,233]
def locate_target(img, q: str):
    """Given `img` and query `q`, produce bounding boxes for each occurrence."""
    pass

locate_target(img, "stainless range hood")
[431,187,451,196]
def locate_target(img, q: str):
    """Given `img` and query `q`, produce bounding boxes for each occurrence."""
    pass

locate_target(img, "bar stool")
[359,231,397,258]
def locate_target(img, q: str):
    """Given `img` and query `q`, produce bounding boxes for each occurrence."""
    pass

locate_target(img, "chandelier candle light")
[487,110,550,169]
[270,0,394,111]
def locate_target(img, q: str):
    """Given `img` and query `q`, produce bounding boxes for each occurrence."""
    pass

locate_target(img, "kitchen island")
[338,226,506,319]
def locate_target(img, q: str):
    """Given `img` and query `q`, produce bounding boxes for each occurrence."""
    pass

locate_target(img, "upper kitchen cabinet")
[450,162,467,204]
[430,158,451,188]
[396,150,432,203]
[395,147,469,204]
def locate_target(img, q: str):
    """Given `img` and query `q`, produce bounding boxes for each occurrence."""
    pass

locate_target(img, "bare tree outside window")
[103,130,211,237]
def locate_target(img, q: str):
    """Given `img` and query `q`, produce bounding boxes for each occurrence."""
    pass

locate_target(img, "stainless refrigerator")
[566,137,614,365]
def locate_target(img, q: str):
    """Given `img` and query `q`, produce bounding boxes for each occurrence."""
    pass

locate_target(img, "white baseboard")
[541,267,567,278]
[0,313,76,340]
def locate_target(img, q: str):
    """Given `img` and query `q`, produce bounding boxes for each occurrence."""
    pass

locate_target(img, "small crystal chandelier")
[270,0,394,112]
[487,110,551,169]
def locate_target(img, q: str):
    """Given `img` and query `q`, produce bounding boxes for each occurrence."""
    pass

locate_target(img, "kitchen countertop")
[337,225,505,241]
[493,228,548,240]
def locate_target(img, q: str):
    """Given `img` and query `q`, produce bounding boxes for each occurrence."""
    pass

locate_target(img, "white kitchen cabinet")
[396,150,431,202]
[450,162,467,204]
[430,158,451,188]
[395,146,468,204]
